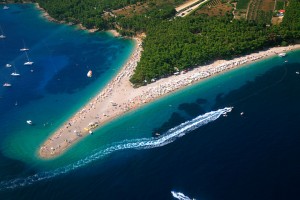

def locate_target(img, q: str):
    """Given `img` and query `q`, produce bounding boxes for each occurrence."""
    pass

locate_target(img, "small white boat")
[24,51,34,65]
[240,112,244,116]
[3,83,11,87]
[87,70,92,77]
[5,64,12,68]
[20,48,29,52]
[3,6,9,10]
[278,53,286,57]
[11,72,21,76]
[296,71,299,74]
[26,120,33,125]
[24,61,33,65]
[0,26,6,39]
[20,40,29,51]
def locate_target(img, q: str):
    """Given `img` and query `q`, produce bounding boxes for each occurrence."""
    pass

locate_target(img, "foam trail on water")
[0,107,232,191]
[171,191,195,200]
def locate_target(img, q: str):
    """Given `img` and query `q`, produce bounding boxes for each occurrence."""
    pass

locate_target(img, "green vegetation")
[6,0,299,86]
[130,15,279,85]
[275,1,285,10]
[256,10,273,24]
[236,0,250,9]
[280,0,300,40]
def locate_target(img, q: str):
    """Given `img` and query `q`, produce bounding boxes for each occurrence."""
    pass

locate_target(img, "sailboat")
[11,72,20,76]
[3,83,11,87]
[20,40,29,51]
[11,64,21,76]
[24,51,34,65]
[0,26,6,39]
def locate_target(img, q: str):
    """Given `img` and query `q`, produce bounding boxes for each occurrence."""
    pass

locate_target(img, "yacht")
[24,51,34,65]
[0,26,5,39]
[20,47,29,52]
[11,72,21,76]
[5,64,12,68]
[278,53,286,57]
[3,83,11,87]
[87,70,92,77]
[20,40,29,51]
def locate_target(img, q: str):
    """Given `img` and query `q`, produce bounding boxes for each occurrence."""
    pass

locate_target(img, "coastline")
[35,3,112,34]
[39,41,300,159]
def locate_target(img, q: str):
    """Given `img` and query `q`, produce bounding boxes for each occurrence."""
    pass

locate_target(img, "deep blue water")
[1,4,300,200]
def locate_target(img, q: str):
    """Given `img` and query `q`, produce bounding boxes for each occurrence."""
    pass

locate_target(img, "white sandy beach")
[39,40,300,158]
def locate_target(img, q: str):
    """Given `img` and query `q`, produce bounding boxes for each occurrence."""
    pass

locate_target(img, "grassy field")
[236,0,251,9]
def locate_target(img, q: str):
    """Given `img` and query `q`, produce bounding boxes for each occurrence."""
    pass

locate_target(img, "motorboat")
[278,53,286,57]
[87,70,92,77]
[3,83,11,87]
[5,64,12,68]
[26,120,33,125]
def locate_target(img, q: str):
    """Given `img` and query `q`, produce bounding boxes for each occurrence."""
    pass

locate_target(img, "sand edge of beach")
[38,40,300,159]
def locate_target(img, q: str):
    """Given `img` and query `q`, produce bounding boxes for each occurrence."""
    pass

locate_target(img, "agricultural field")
[247,0,275,23]
[234,0,275,23]
[112,2,149,17]
[112,0,184,17]
[195,0,233,17]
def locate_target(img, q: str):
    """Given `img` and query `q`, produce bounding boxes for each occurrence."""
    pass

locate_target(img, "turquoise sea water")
[1,4,300,200]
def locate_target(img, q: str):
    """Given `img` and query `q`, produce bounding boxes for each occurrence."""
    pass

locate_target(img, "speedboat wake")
[0,107,233,190]
[171,191,195,200]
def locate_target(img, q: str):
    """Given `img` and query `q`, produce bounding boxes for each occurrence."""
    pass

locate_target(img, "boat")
[11,72,20,76]
[26,120,33,125]
[3,6,9,10]
[296,71,299,75]
[20,47,29,52]
[0,26,6,39]
[87,70,92,77]
[11,64,20,76]
[278,53,286,57]
[5,64,12,68]
[20,40,29,51]
[3,83,11,87]
[24,51,34,65]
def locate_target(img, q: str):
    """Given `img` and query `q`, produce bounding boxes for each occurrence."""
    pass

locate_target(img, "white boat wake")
[171,191,195,200]
[0,107,233,190]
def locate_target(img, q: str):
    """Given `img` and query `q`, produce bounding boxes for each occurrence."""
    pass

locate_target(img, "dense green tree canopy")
[5,0,299,86]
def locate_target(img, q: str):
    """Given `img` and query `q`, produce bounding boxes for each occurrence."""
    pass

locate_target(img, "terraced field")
[195,0,233,16]
[246,0,275,23]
